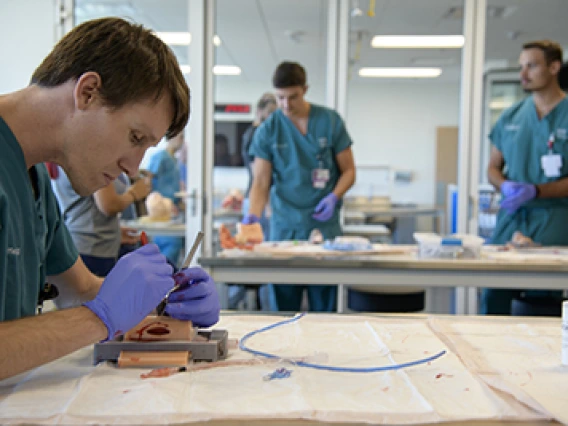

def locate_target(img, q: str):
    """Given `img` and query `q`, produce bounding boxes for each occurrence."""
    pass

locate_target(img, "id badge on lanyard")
[541,132,562,178]
[312,137,330,188]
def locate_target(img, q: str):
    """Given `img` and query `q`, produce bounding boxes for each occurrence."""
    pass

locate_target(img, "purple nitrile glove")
[312,193,339,222]
[165,267,220,327]
[500,182,537,214]
[84,244,174,341]
[500,180,524,198]
[242,213,260,224]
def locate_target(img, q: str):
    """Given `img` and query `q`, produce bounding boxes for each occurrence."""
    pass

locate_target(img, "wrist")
[127,188,137,203]
[534,184,540,198]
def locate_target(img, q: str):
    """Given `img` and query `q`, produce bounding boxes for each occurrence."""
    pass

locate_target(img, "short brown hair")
[31,17,189,138]
[272,61,306,88]
[522,40,563,65]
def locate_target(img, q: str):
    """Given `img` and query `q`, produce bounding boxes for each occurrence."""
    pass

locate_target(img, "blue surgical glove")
[500,182,537,214]
[84,244,174,341]
[165,267,220,327]
[312,193,338,222]
[242,213,260,224]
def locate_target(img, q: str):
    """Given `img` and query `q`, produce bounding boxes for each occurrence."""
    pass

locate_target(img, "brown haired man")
[0,18,219,379]
[484,40,567,315]
[244,61,356,312]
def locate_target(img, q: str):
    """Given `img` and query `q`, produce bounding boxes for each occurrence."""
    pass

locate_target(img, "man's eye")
[131,134,143,145]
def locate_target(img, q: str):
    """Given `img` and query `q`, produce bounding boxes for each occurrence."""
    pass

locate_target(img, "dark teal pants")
[270,222,341,312]
[482,206,567,315]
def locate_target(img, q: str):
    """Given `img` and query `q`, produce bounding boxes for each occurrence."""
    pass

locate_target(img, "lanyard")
[547,132,555,153]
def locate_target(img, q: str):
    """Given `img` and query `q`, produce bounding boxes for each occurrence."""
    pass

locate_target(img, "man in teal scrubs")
[147,131,185,265]
[485,40,568,315]
[0,18,219,380]
[245,61,356,312]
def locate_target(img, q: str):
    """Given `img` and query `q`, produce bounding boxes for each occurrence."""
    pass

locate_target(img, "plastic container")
[413,233,484,259]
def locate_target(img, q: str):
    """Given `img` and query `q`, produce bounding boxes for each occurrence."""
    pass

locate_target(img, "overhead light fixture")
[180,65,191,74]
[155,31,191,46]
[213,65,241,76]
[359,67,442,78]
[213,35,222,46]
[371,35,464,49]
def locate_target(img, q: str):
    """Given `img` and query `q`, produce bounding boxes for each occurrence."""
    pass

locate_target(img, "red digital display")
[215,104,251,114]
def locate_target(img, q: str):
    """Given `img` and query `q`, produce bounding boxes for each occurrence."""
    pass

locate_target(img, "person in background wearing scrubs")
[0,18,219,380]
[245,61,356,312]
[485,40,568,315]
[241,92,277,239]
[147,131,185,265]
[52,168,151,276]
[228,92,277,310]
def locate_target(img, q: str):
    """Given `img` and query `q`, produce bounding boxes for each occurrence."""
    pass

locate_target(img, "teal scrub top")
[249,103,353,236]
[148,150,180,201]
[0,117,78,321]
[491,96,568,245]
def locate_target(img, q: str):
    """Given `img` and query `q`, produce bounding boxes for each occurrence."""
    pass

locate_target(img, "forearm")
[332,168,356,199]
[536,177,568,199]
[49,259,103,309]
[248,183,269,217]
[487,166,506,190]
[0,307,106,380]
[104,192,135,216]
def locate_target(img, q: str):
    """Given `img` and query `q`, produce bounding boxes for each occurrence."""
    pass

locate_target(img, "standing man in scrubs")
[245,61,356,312]
[485,40,568,315]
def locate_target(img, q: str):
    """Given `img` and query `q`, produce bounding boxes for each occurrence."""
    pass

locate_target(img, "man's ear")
[74,72,102,110]
[303,85,309,95]
[549,60,562,76]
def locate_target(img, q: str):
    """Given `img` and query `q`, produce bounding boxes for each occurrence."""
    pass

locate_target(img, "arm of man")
[487,145,506,190]
[536,177,568,198]
[0,306,107,380]
[248,157,272,217]
[94,179,150,217]
[47,257,103,309]
[332,147,356,198]
[93,184,134,216]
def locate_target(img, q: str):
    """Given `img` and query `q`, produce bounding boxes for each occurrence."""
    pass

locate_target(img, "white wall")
[346,81,460,205]
[0,0,56,94]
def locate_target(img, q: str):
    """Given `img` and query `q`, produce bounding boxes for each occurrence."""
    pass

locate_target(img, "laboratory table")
[0,313,565,425]
[121,219,186,238]
[199,253,568,314]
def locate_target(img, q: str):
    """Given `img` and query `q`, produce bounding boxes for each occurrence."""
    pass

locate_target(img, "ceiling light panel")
[213,65,241,76]
[359,67,442,78]
[371,35,464,49]
[155,32,191,46]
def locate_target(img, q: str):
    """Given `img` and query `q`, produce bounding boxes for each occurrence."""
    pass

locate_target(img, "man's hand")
[165,268,220,327]
[83,244,174,340]
[500,181,537,214]
[120,227,140,245]
[312,193,338,222]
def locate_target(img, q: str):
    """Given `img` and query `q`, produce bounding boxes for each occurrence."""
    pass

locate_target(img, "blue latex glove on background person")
[84,244,174,341]
[500,180,537,214]
[312,193,338,222]
[242,213,260,224]
[165,267,220,327]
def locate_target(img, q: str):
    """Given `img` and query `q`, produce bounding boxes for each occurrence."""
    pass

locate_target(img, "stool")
[348,289,424,313]
[511,297,563,317]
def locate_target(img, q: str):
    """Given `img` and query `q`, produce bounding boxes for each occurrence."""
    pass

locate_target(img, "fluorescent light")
[213,65,241,76]
[371,35,464,49]
[155,32,191,46]
[359,67,442,78]
[213,35,222,46]
[180,65,191,74]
